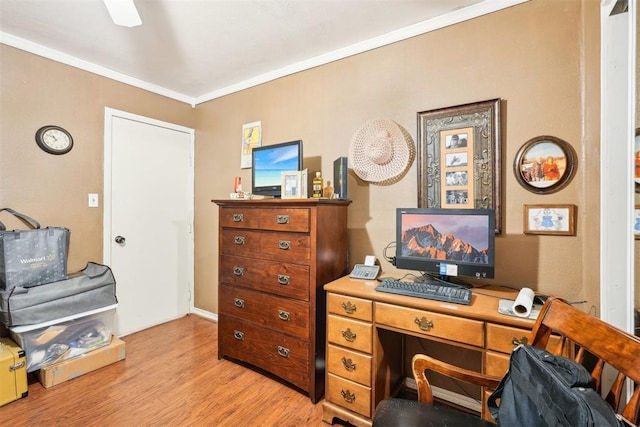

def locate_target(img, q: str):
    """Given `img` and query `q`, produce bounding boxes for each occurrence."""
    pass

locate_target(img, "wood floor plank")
[0,315,341,426]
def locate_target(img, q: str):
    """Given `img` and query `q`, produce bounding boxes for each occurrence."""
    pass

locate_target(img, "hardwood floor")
[1,315,342,426]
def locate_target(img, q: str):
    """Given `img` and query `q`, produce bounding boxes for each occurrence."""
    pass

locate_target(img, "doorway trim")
[103,107,195,315]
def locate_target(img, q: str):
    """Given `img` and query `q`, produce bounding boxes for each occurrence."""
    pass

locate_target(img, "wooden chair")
[372,296,640,426]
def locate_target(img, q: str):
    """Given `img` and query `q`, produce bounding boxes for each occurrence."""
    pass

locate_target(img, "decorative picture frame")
[240,121,262,169]
[514,135,577,194]
[281,169,308,199]
[417,99,502,233]
[634,128,640,193]
[634,205,640,239]
[523,204,576,236]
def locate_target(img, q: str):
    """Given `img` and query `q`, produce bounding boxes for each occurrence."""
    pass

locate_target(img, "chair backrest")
[529,297,640,424]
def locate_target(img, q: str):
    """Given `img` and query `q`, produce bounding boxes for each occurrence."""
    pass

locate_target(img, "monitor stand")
[414,273,472,289]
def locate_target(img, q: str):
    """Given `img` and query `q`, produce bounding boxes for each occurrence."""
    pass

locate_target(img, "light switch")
[88,193,99,208]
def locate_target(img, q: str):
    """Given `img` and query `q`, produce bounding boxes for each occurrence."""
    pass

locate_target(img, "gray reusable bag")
[0,208,70,290]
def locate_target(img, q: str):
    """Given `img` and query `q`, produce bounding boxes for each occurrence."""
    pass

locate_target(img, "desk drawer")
[327,373,371,418]
[258,208,310,232]
[219,207,260,229]
[219,315,309,391]
[327,344,372,386]
[375,302,484,347]
[327,314,372,354]
[327,293,373,322]
[486,323,531,353]
[220,255,310,301]
[220,284,310,339]
[485,350,510,377]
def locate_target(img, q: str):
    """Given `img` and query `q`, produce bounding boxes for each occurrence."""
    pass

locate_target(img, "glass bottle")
[312,171,323,198]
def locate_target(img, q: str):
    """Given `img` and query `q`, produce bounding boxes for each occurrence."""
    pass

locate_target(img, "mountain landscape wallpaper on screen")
[401,223,489,264]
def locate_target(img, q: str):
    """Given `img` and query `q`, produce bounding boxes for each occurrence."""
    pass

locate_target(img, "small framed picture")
[281,169,308,199]
[634,205,640,239]
[514,136,577,194]
[524,204,577,236]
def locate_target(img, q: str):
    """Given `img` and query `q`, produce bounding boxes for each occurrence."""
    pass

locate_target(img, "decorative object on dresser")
[212,198,350,403]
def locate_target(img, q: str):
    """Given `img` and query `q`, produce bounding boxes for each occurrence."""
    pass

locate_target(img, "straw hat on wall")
[348,118,416,185]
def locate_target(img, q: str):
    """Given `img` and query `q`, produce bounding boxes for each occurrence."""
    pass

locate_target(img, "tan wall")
[195,0,602,315]
[0,45,195,273]
[1,0,610,317]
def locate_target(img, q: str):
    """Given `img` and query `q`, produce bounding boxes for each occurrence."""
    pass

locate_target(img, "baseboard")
[404,377,482,413]
[192,307,218,321]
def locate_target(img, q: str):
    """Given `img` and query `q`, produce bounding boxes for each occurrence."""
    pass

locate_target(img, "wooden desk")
[322,275,537,427]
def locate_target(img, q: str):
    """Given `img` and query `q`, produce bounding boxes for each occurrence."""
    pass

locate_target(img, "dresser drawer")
[327,344,372,386]
[326,373,371,418]
[375,302,484,347]
[485,350,510,377]
[220,284,310,339]
[327,314,372,354]
[220,255,310,301]
[486,323,531,353]
[219,315,310,391]
[220,229,262,255]
[327,293,373,322]
[219,207,260,229]
[260,231,311,261]
[258,208,310,232]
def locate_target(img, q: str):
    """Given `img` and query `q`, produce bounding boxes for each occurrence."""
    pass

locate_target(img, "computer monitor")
[251,140,303,198]
[395,208,495,287]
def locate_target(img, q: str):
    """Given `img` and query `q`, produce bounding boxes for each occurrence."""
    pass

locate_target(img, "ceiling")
[0,0,526,105]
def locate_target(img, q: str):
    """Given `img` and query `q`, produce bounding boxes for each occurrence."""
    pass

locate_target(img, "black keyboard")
[375,279,472,305]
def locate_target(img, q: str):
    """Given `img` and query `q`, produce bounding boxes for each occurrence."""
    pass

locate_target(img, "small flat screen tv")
[251,140,303,198]
[395,208,496,287]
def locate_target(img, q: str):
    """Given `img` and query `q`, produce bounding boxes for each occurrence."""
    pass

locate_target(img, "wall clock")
[35,125,73,155]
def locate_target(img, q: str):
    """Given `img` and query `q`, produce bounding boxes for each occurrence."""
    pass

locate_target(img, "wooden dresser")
[212,198,350,403]
[322,275,549,426]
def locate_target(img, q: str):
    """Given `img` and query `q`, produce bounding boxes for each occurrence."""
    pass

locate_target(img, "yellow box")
[37,336,125,388]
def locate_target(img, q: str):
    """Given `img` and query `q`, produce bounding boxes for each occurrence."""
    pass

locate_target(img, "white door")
[103,108,194,337]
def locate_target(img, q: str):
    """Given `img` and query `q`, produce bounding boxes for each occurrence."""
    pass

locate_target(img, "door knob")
[115,235,126,244]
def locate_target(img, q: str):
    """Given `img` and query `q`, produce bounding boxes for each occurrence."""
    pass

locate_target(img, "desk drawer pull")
[341,328,357,342]
[341,356,356,372]
[277,274,290,285]
[512,336,528,346]
[233,330,244,340]
[278,310,290,321]
[276,215,289,224]
[232,213,244,222]
[278,240,291,250]
[233,266,245,276]
[341,301,357,314]
[234,236,245,245]
[233,298,245,308]
[415,316,434,331]
[277,346,290,358]
[341,389,356,404]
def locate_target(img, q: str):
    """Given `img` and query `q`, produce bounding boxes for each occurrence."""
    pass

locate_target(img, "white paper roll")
[512,287,535,318]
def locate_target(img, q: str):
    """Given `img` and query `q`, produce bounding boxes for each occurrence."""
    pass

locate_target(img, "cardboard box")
[37,336,125,388]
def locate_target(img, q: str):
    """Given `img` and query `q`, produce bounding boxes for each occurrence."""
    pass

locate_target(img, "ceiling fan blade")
[103,0,142,28]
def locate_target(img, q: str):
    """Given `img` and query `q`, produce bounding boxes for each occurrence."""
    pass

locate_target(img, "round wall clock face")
[35,125,73,155]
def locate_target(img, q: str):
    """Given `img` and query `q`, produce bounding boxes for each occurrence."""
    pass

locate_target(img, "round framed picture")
[634,128,640,193]
[513,135,577,194]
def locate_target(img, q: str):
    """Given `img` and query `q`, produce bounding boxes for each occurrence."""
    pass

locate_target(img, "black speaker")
[333,157,348,200]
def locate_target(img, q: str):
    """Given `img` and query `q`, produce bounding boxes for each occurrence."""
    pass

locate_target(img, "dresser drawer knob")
[414,316,434,331]
[233,267,245,276]
[278,310,290,321]
[276,215,289,224]
[341,389,356,404]
[341,301,357,314]
[278,240,291,250]
[234,236,245,245]
[233,330,244,340]
[277,274,290,285]
[341,328,357,342]
[512,336,528,346]
[341,356,356,372]
[232,213,244,222]
[277,346,290,358]
[234,298,245,308]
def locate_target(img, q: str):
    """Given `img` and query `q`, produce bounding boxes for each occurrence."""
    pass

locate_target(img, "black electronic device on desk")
[375,279,472,305]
